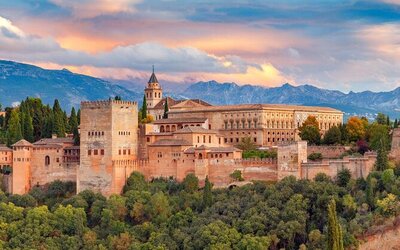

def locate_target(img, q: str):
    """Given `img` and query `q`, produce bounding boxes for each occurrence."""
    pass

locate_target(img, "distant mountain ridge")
[0,60,141,110]
[175,81,400,118]
[0,60,398,118]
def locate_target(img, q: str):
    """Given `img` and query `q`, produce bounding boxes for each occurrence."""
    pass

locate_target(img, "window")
[94,150,98,155]
[101,149,104,155]
[45,156,50,166]
[123,149,126,155]
[56,158,59,163]
[119,149,121,155]
[147,137,150,142]
[209,136,211,143]
[88,150,91,156]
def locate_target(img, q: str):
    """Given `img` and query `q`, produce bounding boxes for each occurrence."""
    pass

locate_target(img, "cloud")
[0,16,271,79]
[49,0,142,18]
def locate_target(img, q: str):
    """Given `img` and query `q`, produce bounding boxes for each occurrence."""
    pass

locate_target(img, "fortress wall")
[308,145,349,159]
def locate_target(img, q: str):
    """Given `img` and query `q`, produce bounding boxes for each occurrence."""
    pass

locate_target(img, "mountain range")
[0,60,399,118]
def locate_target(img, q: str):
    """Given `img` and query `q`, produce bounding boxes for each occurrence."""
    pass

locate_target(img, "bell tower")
[144,66,163,109]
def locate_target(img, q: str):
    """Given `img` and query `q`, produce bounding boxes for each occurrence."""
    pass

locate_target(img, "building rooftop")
[12,139,33,147]
[148,72,159,83]
[153,117,208,124]
[0,144,12,151]
[173,126,217,134]
[33,137,74,145]
[149,139,192,146]
[168,103,342,114]
[184,146,241,154]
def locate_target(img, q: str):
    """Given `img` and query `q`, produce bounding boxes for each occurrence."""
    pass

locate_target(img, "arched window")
[198,153,203,159]
[45,156,50,166]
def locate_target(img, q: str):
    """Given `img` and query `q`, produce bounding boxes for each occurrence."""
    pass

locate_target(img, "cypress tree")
[22,109,34,142]
[163,97,169,119]
[52,99,65,137]
[69,107,79,145]
[375,144,389,171]
[366,175,374,209]
[141,95,147,120]
[77,109,81,125]
[394,119,398,128]
[7,109,23,146]
[327,199,344,250]
[203,176,213,209]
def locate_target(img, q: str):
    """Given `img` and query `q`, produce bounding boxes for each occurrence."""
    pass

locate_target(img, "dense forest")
[0,97,80,146]
[0,168,400,249]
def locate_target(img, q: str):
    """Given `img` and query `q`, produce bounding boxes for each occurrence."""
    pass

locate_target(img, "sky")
[0,0,400,92]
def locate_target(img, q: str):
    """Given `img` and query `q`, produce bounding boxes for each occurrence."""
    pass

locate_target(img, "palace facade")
[0,70,379,196]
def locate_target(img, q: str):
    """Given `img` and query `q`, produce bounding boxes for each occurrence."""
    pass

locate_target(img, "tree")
[52,99,66,137]
[163,97,168,119]
[7,109,23,146]
[368,123,390,151]
[375,143,389,171]
[299,125,321,145]
[203,176,213,208]
[300,115,319,129]
[69,107,80,145]
[230,170,244,181]
[323,126,341,145]
[336,168,351,187]
[346,117,366,142]
[375,113,387,125]
[327,199,344,250]
[123,172,148,193]
[394,119,398,128]
[182,173,199,193]
[141,95,147,120]
[20,106,34,142]
[237,136,257,151]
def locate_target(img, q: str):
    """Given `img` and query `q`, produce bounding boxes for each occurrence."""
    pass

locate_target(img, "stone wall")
[390,128,400,161]
[308,145,349,159]
[301,152,376,180]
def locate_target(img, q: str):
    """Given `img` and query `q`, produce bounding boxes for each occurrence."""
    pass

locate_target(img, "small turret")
[144,66,163,109]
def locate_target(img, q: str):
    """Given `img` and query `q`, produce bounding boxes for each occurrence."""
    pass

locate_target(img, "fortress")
[0,71,382,196]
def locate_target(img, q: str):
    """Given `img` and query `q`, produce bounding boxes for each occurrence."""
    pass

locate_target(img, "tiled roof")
[152,97,179,109]
[169,103,342,114]
[184,146,241,154]
[33,137,74,145]
[153,117,207,124]
[173,126,217,134]
[12,139,33,147]
[149,139,192,146]
[0,144,12,151]
[33,144,63,149]
[64,146,80,150]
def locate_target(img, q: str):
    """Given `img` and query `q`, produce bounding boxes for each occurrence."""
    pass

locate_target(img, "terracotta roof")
[173,126,217,134]
[64,146,80,150]
[169,103,342,114]
[33,137,74,145]
[184,146,241,154]
[149,139,192,146]
[0,144,12,151]
[33,144,63,149]
[152,98,212,110]
[153,117,207,124]
[12,139,33,147]
[152,97,179,109]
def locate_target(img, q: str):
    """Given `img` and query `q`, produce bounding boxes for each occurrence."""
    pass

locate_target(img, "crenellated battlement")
[81,100,138,109]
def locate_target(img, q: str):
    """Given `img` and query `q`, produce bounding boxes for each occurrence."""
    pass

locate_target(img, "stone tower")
[78,100,138,196]
[11,140,32,194]
[144,66,162,109]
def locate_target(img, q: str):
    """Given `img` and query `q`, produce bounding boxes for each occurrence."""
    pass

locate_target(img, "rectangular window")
[101,149,104,155]
[123,149,126,155]
[119,149,121,155]
[94,150,98,155]
[209,136,211,143]
[88,150,91,156]
[128,149,131,155]
[56,158,59,163]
